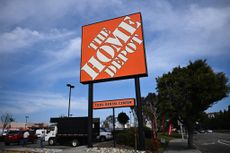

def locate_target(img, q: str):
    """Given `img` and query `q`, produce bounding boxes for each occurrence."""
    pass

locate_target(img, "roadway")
[194,132,230,153]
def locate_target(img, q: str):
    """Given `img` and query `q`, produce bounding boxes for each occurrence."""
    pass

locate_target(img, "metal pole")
[113,108,116,147]
[88,83,93,147]
[135,77,145,150]
[25,116,29,129]
[68,87,72,117]
[67,84,74,118]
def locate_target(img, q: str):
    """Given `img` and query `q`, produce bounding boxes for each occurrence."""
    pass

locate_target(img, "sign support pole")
[88,83,93,147]
[135,77,145,150]
[113,108,116,147]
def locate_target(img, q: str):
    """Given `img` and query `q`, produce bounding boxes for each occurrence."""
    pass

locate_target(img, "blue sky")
[0,0,230,123]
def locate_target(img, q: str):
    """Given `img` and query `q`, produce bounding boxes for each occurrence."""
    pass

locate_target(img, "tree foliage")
[142,93,158,122]
[142,93,159,149]
[102,115,114,128]
[156,59,230,148]
[117,112,129,127]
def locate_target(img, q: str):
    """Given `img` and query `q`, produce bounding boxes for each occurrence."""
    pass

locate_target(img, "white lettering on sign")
[82,16,143,80]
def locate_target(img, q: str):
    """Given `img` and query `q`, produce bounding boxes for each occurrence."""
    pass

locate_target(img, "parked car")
[206,129,213,133]
[97,128,113,142]
[4,130,37,145]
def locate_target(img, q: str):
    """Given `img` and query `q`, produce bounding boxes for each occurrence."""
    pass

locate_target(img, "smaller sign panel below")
[93,98,135,109]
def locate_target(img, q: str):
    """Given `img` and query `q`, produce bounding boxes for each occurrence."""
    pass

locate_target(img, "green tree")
[102,115,114,128]
[142,93,159,149]
[143,93,158,124]
[117,112,129,128]
[156,59,230,148]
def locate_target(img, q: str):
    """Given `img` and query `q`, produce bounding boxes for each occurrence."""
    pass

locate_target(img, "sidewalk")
[164,139,201,153]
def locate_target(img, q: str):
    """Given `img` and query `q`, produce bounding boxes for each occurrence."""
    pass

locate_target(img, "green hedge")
[115,128,181,152]
[115,127,158,152]
[115,128,136,147]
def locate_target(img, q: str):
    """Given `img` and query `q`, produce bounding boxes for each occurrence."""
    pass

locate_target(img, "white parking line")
[201,142,215,145]
[217,139,230,147]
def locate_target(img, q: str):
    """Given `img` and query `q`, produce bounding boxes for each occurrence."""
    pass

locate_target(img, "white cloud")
[51,37,81,60]
[186,5,230,31]
[41,69,80,85]
[0,27,74,53]
[143,3,230,74]
[0,0,122,29]
[0,90,87,115]
[0,28,81,86]
[0,27,42,52]
[28,37,81,85]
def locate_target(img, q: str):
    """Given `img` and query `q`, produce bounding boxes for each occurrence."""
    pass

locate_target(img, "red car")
[4,130,37,145]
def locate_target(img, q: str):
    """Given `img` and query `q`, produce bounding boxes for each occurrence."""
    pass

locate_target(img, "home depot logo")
[81,13,147,83]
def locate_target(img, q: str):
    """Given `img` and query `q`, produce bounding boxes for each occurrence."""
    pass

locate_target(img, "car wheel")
[100,136,106,142]
[71,139,79,147]
[48,138,56,146]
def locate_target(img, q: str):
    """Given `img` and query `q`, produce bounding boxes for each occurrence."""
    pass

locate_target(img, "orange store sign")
[80,12,147,84]
[93,98,135,109]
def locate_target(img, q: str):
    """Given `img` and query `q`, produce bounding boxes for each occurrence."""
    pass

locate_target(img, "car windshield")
[47,126,55,133]
[100,128,110,132]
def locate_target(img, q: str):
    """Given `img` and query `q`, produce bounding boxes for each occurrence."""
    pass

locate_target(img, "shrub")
[115,127,160,152]
[115,128,136,147]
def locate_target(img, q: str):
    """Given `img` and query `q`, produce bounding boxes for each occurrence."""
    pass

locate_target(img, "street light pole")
[67,83,74,117]
[25,116,29,129]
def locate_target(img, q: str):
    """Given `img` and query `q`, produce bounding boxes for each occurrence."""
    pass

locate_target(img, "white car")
[206,129,213,133]
[97,128,113,142]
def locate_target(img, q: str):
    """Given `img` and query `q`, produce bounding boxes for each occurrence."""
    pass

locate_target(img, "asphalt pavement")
[194,132,230,153]
[164,139,201,153]
[1,133,229,153]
